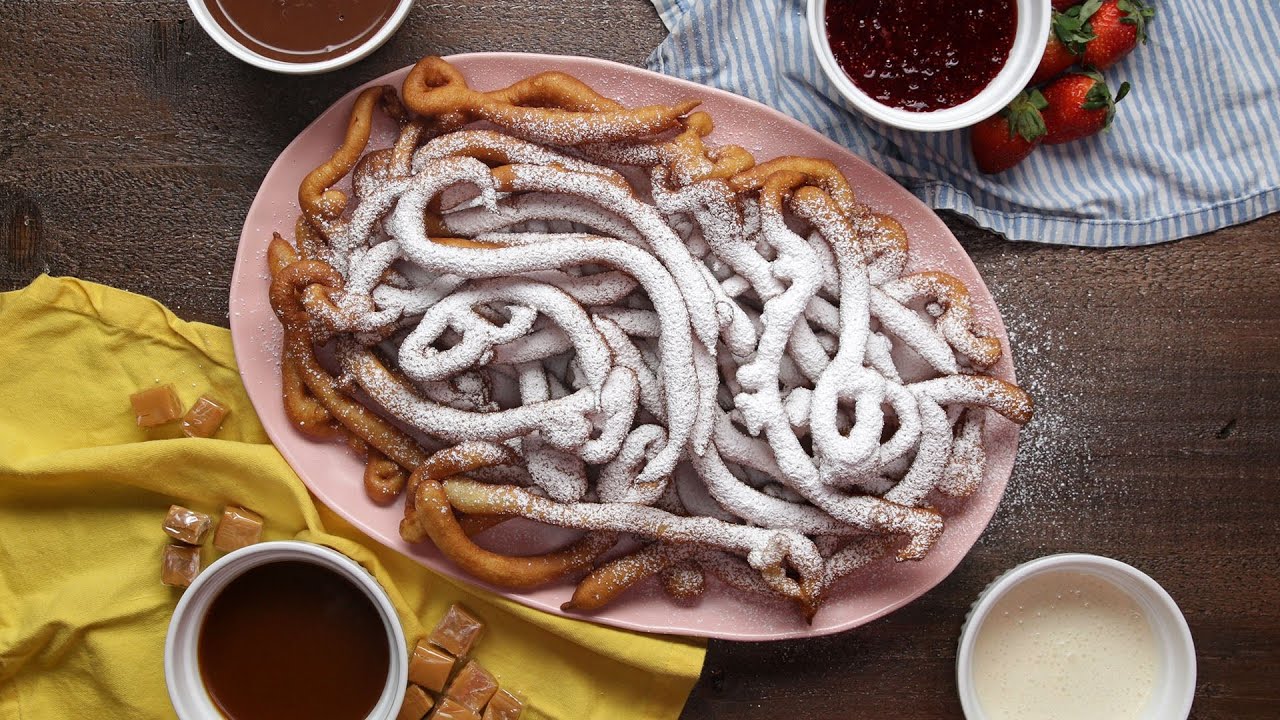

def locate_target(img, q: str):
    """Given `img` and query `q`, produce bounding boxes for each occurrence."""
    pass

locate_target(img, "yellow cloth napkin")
[0,275,705,720]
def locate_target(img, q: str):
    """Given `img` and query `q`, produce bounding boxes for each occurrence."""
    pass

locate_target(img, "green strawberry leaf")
[1070,0,1104,24]
[1002,90,1048,142]
[1081,78,1112,110]
[1052,9,1096,54]
[1080,69,1106,84]
[1080,77,1130,129]
[1117,0,1157,43]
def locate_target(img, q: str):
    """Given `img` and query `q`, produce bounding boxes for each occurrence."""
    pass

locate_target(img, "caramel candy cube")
[131,385,183,427]
[163,504,212,545]
[428,604,485,657]
[398,684,435,720]
[161,544,202,587]
[212,506,264,552]
[181,395,230,438]
[446,660,498,713]
[408,639,456,693]
[431,698,480,720]
[481,689,524,720]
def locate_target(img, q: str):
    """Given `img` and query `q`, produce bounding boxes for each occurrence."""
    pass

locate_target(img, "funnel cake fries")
[401,56,701,145]
[267,57,1033,619]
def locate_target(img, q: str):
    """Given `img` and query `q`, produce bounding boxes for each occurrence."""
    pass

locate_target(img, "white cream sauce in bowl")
[957,554,1196,720]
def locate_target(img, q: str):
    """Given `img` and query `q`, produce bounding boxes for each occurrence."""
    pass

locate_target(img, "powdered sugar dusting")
[274,62,1035,616]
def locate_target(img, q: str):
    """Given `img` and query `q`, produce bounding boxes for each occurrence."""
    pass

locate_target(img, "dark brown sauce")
[198,561,390,720]
[205,0,400,63]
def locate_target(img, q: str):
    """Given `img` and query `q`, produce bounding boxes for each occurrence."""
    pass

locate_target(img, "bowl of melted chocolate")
[165,541,408,720]
[807,0,1051,131]
[187,0,414,74]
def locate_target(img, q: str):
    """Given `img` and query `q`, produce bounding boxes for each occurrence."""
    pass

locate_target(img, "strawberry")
[971,90,1048,174]
[1032,35,1077,85]
[1083,0,1156,69]
[1040,71,1130,144]
[1030,8,1096,84]
[1051,0,1080,9]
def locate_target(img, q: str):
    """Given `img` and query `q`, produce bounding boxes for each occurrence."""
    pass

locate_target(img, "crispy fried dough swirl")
[267,57,1033,619]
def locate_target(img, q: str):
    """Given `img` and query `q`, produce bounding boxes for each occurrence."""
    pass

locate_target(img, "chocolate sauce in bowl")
[825,0,1018,112]
[205,0,400,64]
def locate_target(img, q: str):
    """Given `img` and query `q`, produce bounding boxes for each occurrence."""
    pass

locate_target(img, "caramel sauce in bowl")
[187,0,415,74]
[165,541,408,720]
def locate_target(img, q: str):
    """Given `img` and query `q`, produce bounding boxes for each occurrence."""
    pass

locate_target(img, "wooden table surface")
[2,2,1276,718]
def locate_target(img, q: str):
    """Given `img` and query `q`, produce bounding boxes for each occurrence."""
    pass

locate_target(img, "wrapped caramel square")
[408,639,456,693]
[446,660,498,713]
[481,689,524,720]
[431,698,480,720]
[163,505,212,545]
[212,506,264,552]
[428,604,485,658]
[161,544,202,587]
[181,395,230,438]
[130,385,183,427]
[398,684,435,720]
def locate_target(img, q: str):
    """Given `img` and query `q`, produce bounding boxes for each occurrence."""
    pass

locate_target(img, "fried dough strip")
[299,85,395,227]
[289,327,428,472]
[401,56,700,145]
[457,514,512,537]
[278,326,343,439]
[268,234,341,439]
[563,542,690,612]
[363,446,408,504]
[859,213,910,283]
[294,215,329,263]
[270,257,430,476]
[442,478,823,604]
[267,231,298,276]
[665,112,756,182]
[579,111,756,185]
[880,271,1003,369]
[730,157,860,218]
[401,441,520,542]
[661,563,706,602]
[402,472,618,589]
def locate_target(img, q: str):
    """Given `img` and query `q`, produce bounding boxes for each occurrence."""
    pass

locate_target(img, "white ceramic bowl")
[956,553,1196,720]
[186,0,415,75]
[807,0,1051,131]
[164,541,408,720]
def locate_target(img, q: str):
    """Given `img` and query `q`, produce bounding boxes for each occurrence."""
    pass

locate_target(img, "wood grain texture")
[1,2,1276,718]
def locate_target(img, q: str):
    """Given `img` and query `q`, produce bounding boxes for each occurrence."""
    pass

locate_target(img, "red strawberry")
[1052,0,1080,9]
[971,90,1048,174]
[1032,35,1076,85]
[1040,71,1130,144]
[1083,0,1156,69]
[1030,9,1095,84]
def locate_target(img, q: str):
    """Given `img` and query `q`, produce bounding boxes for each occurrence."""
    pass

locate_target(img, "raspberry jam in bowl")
[807,0,1050,132]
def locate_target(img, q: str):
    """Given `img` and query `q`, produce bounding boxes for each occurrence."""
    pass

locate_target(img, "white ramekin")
[186,0,415,75]
[807,0,1051,132]
[956,553,1196,720]
[164,541,408,720]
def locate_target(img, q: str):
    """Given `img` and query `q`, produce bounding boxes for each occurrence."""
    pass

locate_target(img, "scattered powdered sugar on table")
[986,297,1107,542]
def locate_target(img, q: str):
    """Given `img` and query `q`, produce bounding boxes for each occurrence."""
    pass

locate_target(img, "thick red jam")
[825,0,1018,112]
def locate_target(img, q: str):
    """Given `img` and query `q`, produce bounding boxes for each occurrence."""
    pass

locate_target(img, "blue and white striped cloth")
[646,0,1280,246]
